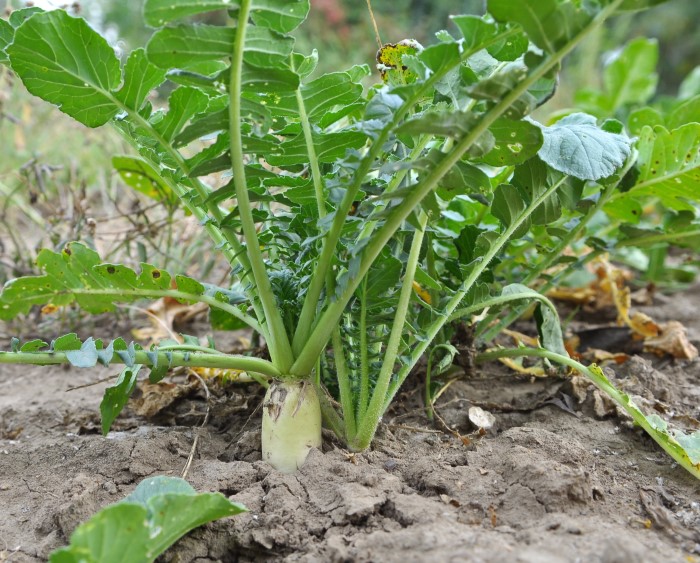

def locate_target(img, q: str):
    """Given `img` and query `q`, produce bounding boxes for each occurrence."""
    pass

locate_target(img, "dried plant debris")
[553,257,698,360]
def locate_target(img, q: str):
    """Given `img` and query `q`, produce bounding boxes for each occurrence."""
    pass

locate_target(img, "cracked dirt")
[1,287,700,562]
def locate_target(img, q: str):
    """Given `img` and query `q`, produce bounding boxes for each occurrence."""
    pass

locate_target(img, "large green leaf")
[265,131,368,167]
[144,0,309,33]
[146,24,234,70]
[249,0,310,34]
[0,243,243,320]
[487,0,589,53]
[266,72,364,124]
[7,10,121,127]
[481,118,543,167]
[611,124,700,211]
[536,113,631,180]
[244,27,295,68]
[50,476,246,563]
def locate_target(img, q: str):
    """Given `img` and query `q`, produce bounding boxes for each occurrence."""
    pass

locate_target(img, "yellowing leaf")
[412,281,432,304]
[376,39,422,85]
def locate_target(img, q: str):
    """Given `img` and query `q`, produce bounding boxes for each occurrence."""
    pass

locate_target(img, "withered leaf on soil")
[644,321,698,360]
[551,257,698,360]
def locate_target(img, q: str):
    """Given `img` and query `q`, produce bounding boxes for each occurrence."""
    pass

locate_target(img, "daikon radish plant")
[1,0,698,479]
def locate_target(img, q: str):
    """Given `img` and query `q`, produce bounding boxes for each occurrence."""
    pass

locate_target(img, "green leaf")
[363,255,402,304]
[667,95,700,130]
[604,196,643,223]
[0,19,13,64]
[7,10,121,127]
[614,124,700,211]
[416,42,460,75]
[268,72,364,124]
[397,111,476,138]
[0,243,242,321]
[628,107,664,136]
[536,113,631,180]
[174,108,229,147]
[50,476,246,563]
[101,365,142,435]
[146,24,234,70]
[265,131,367,167]
[123,476,195,505]
[143,0,233,27]
[617,223,700,249]
[500,284,567,357]
[450,15,498,54]
[491,184,529,237]
[249,0,310,34]
[420,148,490,201]
[533,300,567,358]
[115,49,167,112]
[587,364,700,478]
[49,504,152,563]
[8,7,44,28]
[126,476,247,556]
[174,275,205,301]
[0,243,154,316]
[481,118,543,167]
[241,63,300,91]
[20,339,48,352]
[113,156,177,205]
[53,333,82,351]
[511,158,561,224]
[66,338,99,368]
[487,0,589,53]
[210,307,249,331]
[674,431,700,466]
[155,87,209,142]
[244,27,294,68]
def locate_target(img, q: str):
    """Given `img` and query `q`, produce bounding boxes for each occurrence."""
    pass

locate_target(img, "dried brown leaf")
[644,321,699,360]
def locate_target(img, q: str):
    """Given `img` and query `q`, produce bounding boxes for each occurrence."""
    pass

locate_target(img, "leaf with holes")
[610,123,700,211]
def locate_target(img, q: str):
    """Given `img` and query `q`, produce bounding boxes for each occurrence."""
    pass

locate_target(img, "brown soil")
[2,288,700,562]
